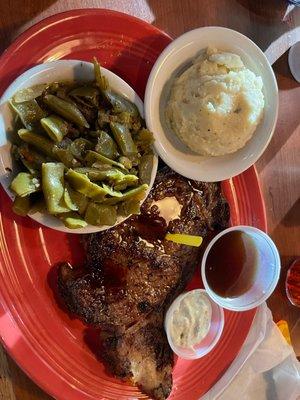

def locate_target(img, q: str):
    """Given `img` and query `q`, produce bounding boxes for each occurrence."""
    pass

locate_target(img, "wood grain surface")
[0,1,299,399]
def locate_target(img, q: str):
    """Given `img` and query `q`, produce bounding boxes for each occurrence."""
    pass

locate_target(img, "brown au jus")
[205,230,258,298]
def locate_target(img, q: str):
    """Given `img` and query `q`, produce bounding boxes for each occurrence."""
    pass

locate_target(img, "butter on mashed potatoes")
[166,48,265,156]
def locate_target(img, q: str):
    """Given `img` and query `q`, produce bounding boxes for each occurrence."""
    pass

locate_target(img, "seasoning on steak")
[58,167,229,399]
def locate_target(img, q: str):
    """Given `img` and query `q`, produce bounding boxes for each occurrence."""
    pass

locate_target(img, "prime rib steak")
[57,167,229,399]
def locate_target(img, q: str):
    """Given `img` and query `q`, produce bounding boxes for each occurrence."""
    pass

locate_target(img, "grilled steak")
[101,310,173,400]
[58,167,229,399]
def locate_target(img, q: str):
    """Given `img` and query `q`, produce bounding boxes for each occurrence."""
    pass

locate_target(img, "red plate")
[0,9,267,400]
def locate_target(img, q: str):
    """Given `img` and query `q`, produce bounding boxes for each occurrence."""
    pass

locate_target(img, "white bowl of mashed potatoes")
[145,27,278,181]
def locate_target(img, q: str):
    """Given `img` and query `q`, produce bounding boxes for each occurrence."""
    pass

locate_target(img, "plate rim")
[0,8,172,68]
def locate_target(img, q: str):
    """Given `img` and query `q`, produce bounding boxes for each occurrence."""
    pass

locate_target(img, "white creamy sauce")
[170,291,212,348]
[151,196,183,225]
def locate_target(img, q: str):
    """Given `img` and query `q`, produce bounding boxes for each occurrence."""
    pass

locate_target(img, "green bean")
[41,115,69,142]
[43,94,89,128]
[17,144,48,169]
[118,156,132,170]
[54,147,80,168]
[134,128,154,152]
[18,129,56,158]
[74,167,121,182]
[85,202,117,226]
[81,168,137,188]
[69,86,99,107]
[70,138,93,160]
[70,86,98,97]
[114,173,138,186]
[66,186,88,215]
[74,167,107,180]
[42,163,69,214]
[110,122,137,156]
[12,196,31,216]
[87,162,111,171]
[60,212,87,229]
[63,186,79,211]
[118,199,141,217]
[139,154,153,184]
[13,144,38,174]
[85,150,127,171]
[102,183,123,198]
[104,90,139,117]
[65,169,107,201]
[107,172,138,191]
[113,183,126,191]
[13,84,48,103]
[9,58,155,227]
[93,58,108,92]
[122,184,148,200]
[10,172,40,197]
[10,98,48,130]
[95,130,119,160]
[103,183,148,205]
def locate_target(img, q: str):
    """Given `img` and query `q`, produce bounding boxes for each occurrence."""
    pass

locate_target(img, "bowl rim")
[164,288,225,360]
[0,59,158,234]
[144,26,279,182]
[201,225,281,311]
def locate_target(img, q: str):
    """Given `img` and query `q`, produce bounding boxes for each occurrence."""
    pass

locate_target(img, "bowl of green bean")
[0,59,158,233]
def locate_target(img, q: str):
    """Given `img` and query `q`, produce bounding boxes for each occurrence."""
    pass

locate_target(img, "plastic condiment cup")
[201,226,281,312]
[164,289,224,360]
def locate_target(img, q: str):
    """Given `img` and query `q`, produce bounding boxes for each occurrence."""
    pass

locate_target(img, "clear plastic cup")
[164,289,224,359]
[201,226,281,312]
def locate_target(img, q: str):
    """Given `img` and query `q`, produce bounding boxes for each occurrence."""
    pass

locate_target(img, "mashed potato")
[166,48,264,156]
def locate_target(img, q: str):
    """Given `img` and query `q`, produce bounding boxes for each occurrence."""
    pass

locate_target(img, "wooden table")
[0,1,299,398]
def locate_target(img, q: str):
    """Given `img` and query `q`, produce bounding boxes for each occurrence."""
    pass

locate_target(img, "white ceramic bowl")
[144,26,278,182]
[0,60,158,233]
[164,289,224,360]
[201,226,281,311]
